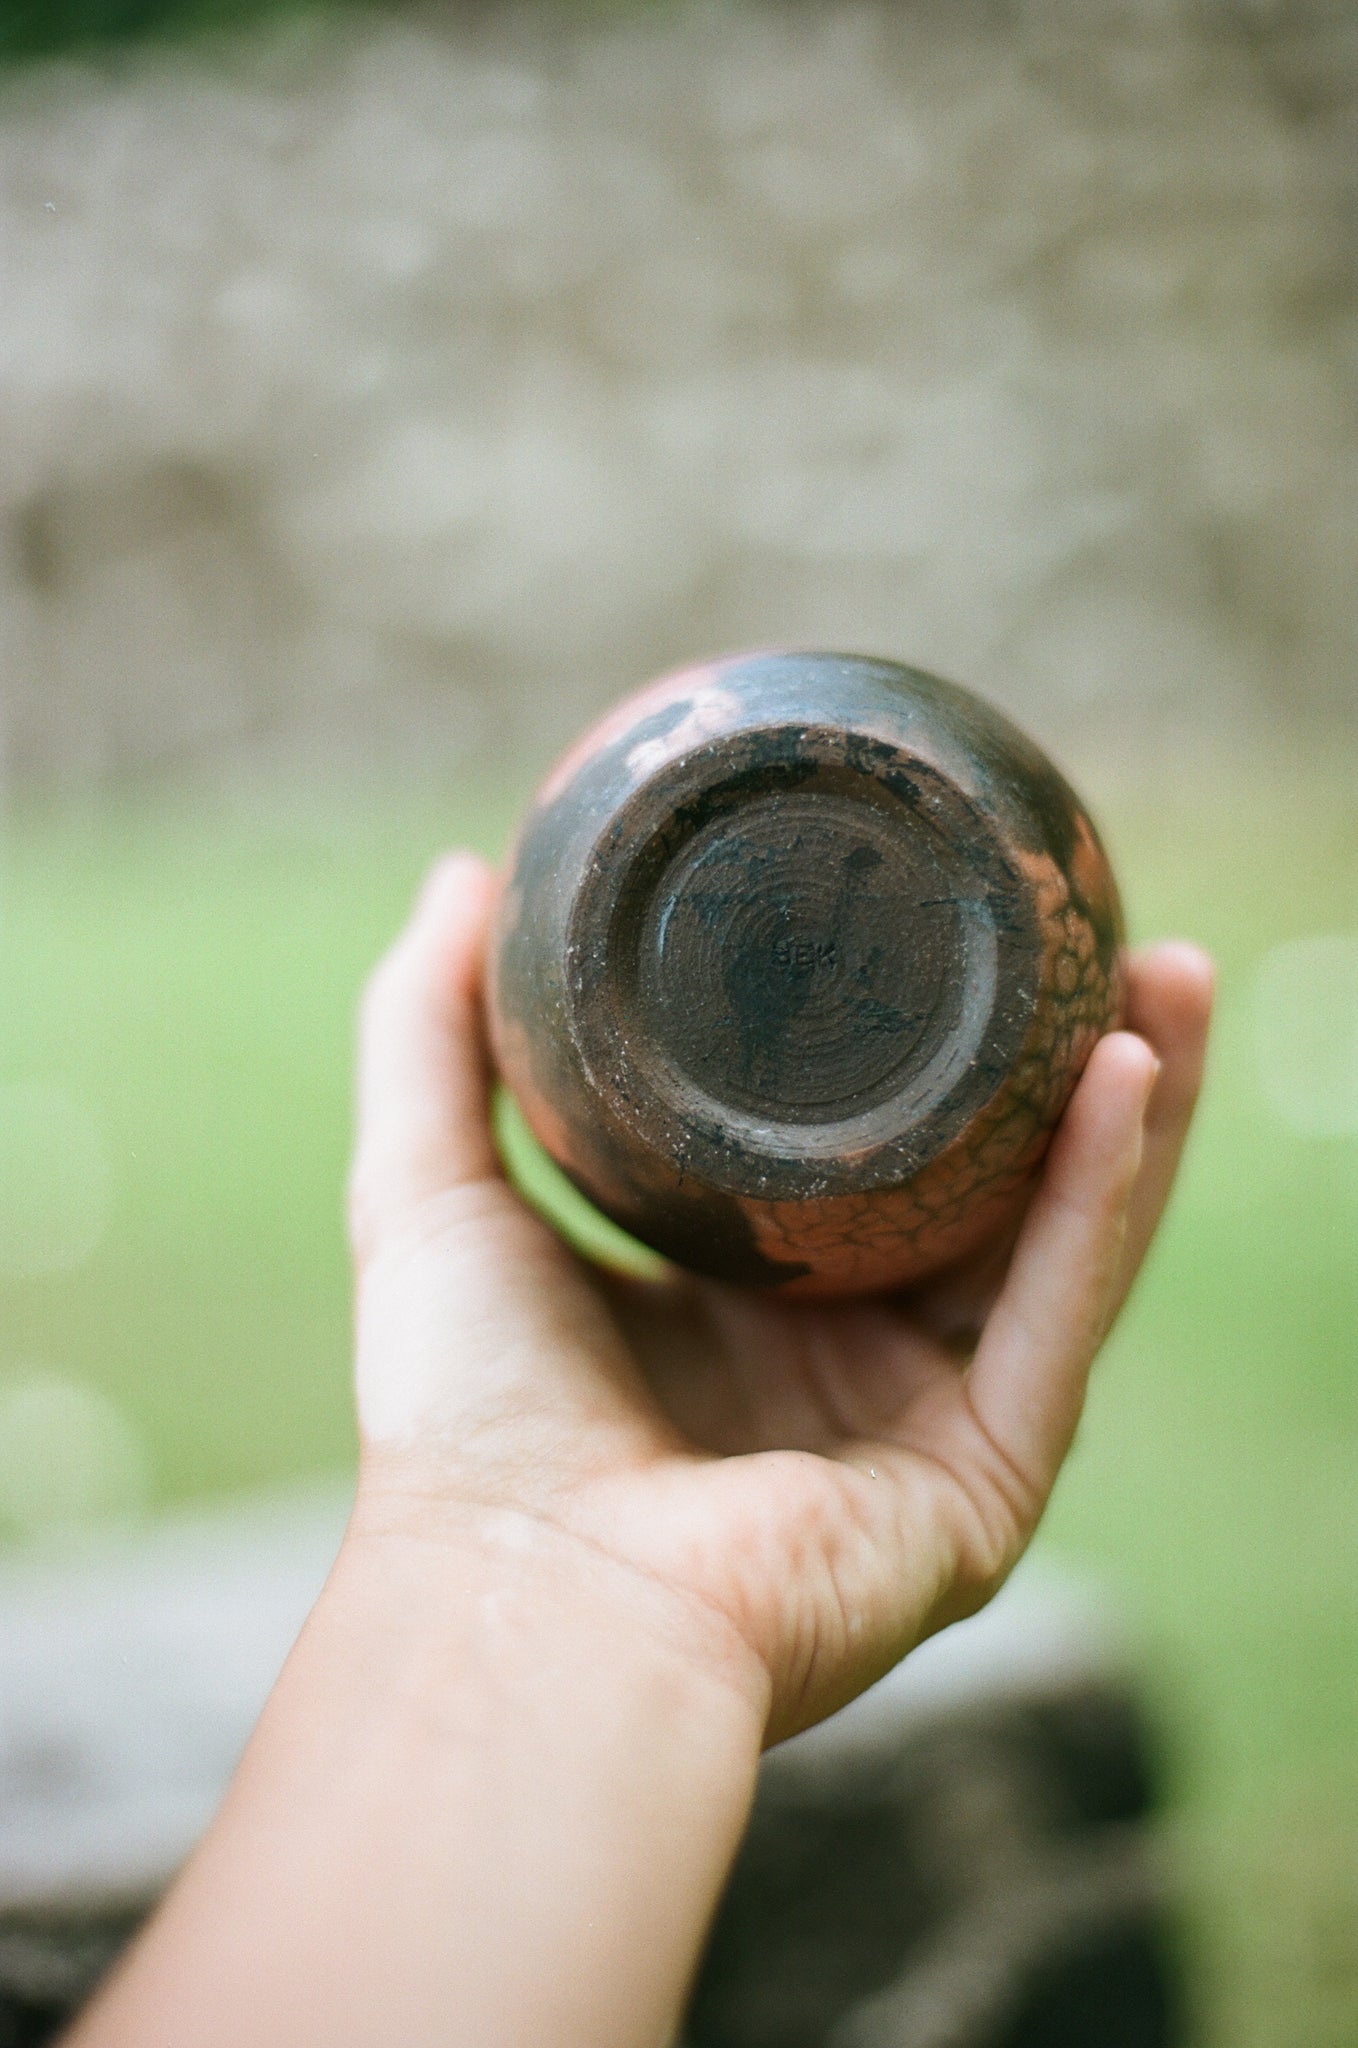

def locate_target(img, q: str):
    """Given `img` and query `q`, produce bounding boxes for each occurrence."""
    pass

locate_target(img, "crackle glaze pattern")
[489,652,1122,1297]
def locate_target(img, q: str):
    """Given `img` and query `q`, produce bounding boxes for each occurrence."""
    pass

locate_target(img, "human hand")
[347,853,1212,1745]
[65,851,1210,2048]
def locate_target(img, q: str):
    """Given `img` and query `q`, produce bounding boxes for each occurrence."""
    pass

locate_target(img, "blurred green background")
[1,1,1356,2042]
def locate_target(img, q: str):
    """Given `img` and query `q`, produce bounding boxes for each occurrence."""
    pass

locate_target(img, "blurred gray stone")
[0,1486,349,1917]
[0,0,1354,792]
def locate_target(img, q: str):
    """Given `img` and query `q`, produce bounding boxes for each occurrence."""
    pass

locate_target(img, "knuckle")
[942,1482,1025,1618]
[965,1490,1026,1592]
[958,1402,1041,1559]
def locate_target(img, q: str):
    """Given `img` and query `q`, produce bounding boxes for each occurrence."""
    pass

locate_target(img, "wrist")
[338,1472,772,1753]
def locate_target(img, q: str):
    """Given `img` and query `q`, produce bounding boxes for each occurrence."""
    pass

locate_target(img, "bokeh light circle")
[0,1368,149,1538]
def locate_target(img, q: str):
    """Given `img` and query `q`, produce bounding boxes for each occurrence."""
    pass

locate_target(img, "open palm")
[348,855,1212,1742]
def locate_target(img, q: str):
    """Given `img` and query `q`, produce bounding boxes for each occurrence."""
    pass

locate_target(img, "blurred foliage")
[0,752,1355,2043]
[0,0,656,63]
[0,0,333,61]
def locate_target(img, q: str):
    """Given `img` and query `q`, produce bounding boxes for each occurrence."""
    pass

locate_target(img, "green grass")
[1038,760,1358,2045]
[0,754,1354,2042]
[0,785,511,1494]
[1046,766,1358,1803]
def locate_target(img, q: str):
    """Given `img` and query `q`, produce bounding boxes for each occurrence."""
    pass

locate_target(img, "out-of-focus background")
[0,1,1354,2041]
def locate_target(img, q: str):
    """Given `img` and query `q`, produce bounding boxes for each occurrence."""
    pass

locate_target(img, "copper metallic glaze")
[488,652,1123,1297]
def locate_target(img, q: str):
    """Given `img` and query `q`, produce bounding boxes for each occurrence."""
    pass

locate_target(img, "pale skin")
[67,854,1213,2048]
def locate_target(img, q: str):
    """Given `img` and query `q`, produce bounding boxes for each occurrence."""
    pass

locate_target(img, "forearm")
[66,1509,766,2048]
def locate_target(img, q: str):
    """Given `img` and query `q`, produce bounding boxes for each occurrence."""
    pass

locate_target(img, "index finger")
[1111,941,1214,1317]
[963,1028,1158,1504]
[348,854,501,1261]
[897,940,1213,1355]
